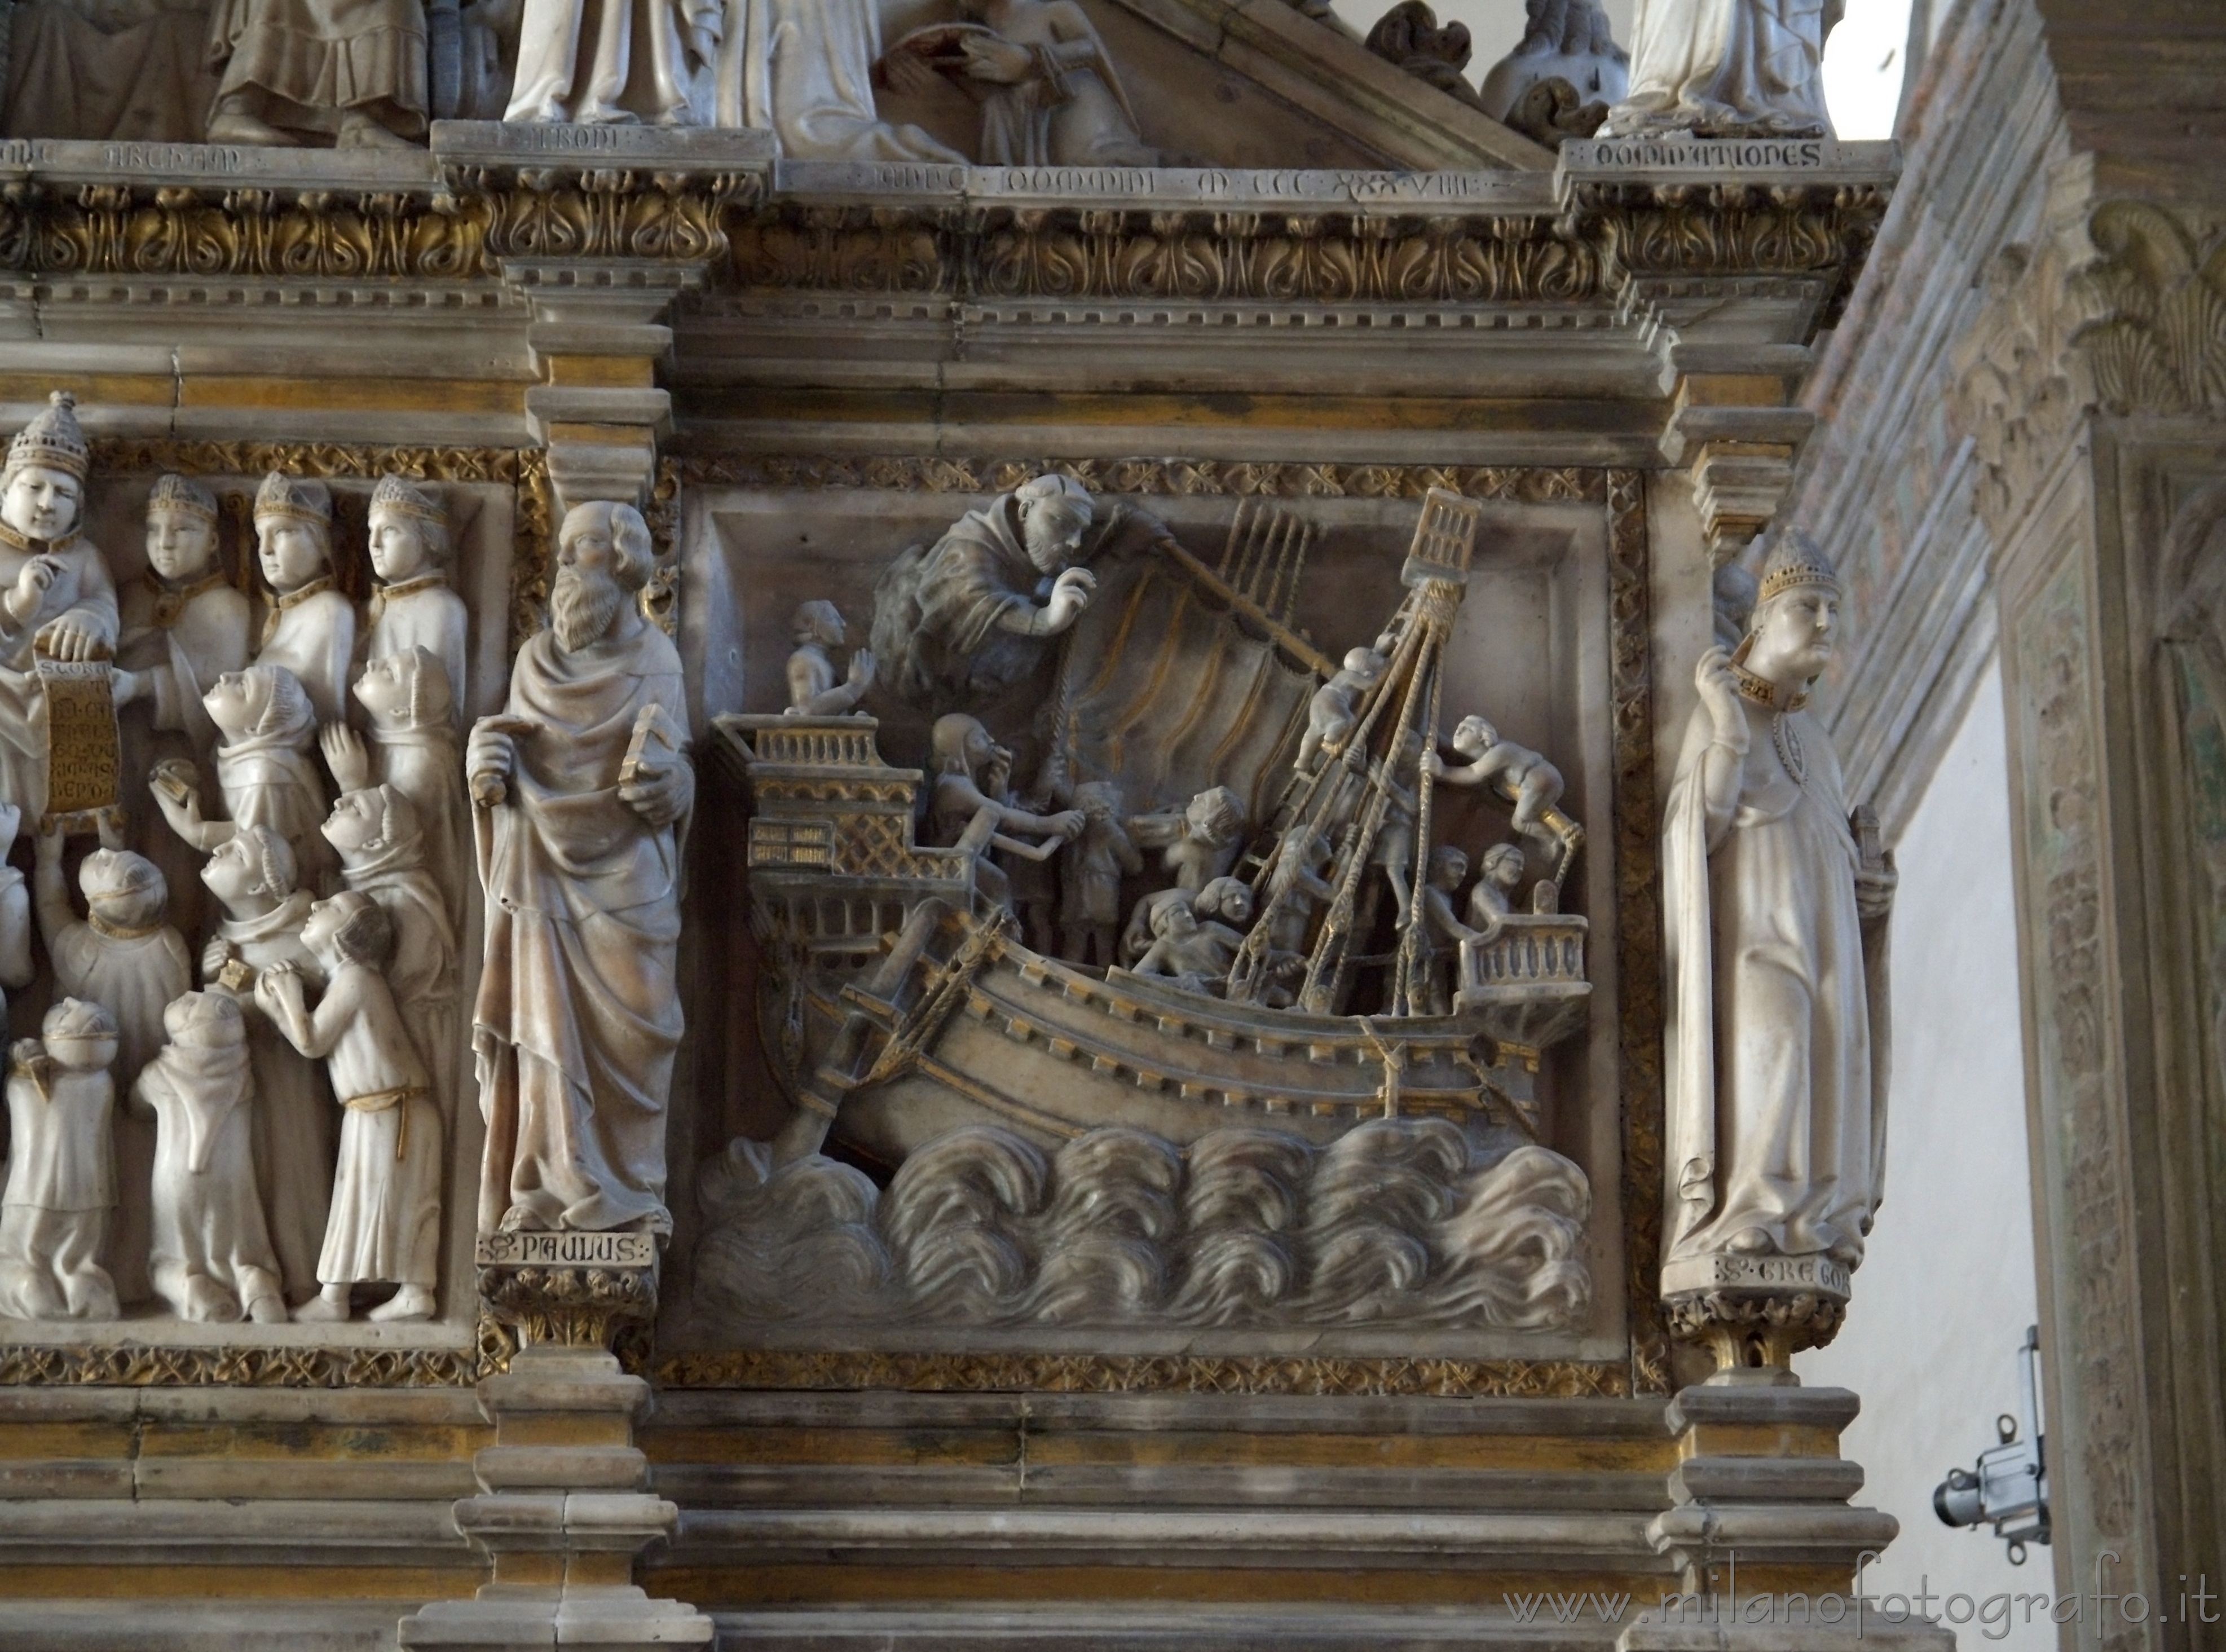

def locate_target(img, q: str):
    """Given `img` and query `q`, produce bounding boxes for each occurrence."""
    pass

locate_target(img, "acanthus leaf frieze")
[1954,195,2226,538]
[0,151,1889,338]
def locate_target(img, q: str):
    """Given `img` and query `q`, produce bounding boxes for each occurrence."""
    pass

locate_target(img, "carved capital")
[478,1262,658,1354]
[1953,193,2226,536]
[1664,1283,1847,1371]
[1681,434,1805,564]
[1564,178,1892,329]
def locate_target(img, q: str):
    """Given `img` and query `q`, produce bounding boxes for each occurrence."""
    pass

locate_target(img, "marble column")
[1951,161,2226,1652]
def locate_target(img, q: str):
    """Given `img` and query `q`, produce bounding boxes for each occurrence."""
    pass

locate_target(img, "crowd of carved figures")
[0,402,1900,1353]
[0,0,1833,154]
[0,391,697,1328]
[0,394,464,1325]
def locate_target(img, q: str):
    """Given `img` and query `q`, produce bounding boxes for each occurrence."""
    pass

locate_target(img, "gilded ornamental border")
[1,166,1885,323]
[0,1338,500,1388]
[729,186,1885,321]
[656,1349,1630,1400]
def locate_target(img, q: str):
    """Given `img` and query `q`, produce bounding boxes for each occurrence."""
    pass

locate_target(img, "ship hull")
[799,935,1532,1166]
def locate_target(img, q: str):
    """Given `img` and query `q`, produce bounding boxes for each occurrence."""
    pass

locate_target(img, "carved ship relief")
[715,490,1592,1169]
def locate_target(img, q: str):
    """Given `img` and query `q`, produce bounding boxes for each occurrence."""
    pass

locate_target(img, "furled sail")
[1043,502,1325,830]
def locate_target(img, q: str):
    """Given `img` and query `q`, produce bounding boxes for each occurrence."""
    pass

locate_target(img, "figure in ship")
[871,475,1100,710]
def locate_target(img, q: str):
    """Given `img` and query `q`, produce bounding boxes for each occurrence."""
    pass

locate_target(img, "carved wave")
[689,1118,1590,1333]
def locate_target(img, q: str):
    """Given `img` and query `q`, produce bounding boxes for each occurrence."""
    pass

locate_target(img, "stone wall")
[1784,1,2226,1644]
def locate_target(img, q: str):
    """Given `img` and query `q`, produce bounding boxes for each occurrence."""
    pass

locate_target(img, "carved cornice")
[722,184,1885,314]
[0,1301,657,1388]
[451,166,760,265]
[86,437,552,652]
[2,171,757,283]
[655,1348,1630,1398]
[18,183,482,281]
[90,435,522,483]
[1954,197,2226,536]
[730,202,1605,304]
[0,161,1885,328]
[1562,180,1891,327]
[0,1324,508,1386]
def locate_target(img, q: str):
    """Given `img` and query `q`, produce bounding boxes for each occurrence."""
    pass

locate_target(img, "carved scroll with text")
[37,655,122,834]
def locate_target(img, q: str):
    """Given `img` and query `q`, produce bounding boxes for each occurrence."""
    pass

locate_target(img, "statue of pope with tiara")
[1660,529,1896,1333]
[0,393,120,831]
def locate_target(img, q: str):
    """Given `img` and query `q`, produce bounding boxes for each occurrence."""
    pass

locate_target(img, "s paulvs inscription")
[477,1231,657,1267]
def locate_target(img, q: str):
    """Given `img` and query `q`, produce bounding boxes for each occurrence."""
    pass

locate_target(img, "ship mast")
[1226,488,1483,1015]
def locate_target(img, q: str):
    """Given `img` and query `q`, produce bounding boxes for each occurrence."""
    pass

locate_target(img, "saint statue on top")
[1606,0,1839,137]
[205,0,430,146]
[469,500,692,1237]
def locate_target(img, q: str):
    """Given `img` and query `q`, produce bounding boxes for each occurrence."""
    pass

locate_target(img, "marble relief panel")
[662,457,1655,1387]
[0,438,528,1379]
[0,441,1667,1395]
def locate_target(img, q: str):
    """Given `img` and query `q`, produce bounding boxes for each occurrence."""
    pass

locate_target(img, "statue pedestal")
[1624,1373,1948,1652]
[1662,1252,1852,1371]
[398,1345,712,1652]
[475,1231,660,1354]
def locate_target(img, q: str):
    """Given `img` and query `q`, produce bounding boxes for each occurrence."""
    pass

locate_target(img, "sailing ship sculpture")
[722,487,1590,1151]
[693,485,1599,1335]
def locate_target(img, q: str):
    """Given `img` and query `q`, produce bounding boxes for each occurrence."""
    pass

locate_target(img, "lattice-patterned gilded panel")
[834,814,916,877]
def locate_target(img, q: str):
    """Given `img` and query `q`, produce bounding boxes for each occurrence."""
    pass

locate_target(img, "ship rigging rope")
[1301,603,1436,1013]
[1393,613,1449,1017]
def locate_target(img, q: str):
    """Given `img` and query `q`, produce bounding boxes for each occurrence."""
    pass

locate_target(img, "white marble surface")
[429,118,774,168]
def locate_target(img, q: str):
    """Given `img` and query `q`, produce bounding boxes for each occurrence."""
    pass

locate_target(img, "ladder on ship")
[1226,488,1483,1018]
